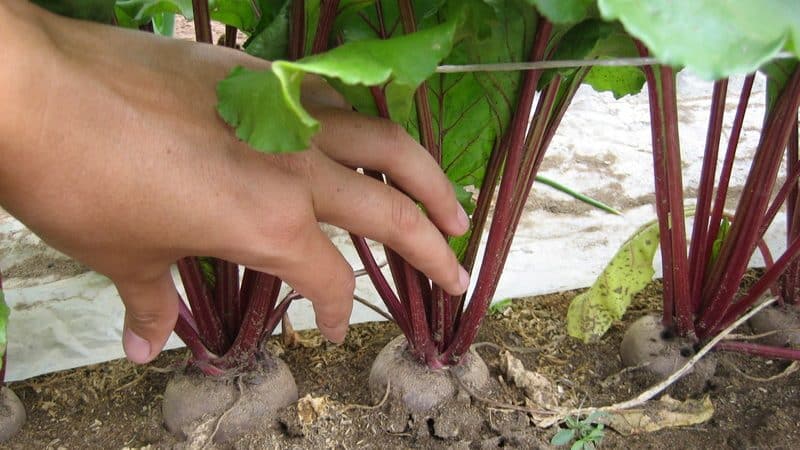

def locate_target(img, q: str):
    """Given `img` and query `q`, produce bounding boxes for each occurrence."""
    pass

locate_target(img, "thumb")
[114,271,180,364]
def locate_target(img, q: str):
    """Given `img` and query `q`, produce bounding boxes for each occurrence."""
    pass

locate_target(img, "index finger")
[309,153,469,296]
[311,109,470,237]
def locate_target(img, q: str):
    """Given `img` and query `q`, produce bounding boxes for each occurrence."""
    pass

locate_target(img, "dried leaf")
[501,351,560,408]
[297,394,332,426]
[608,395,714,435]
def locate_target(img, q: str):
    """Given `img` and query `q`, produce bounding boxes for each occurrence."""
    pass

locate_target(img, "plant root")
[368,335,490,413]
[0,386,25,443]
[747,303,800,347]
[162,353,297,443]
[464,299,777,427]
[620,314,716,395]
[366,336,489,440]
[341,380,391,413]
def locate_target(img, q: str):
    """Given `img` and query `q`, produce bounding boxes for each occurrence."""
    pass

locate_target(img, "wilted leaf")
[608,395,714,435]
[567,220,659,343]
[501,351,560,407]
[297,394,332,426]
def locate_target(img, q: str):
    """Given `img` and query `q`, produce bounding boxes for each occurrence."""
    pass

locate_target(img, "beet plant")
[28,0,304,441]
[568,1,800,385]
[0,272,26,442]
[16,0,630,440]
[214,0,645,412]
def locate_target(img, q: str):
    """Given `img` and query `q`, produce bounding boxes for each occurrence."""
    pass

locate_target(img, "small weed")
[488,298,513,316]
[550,411,607,450]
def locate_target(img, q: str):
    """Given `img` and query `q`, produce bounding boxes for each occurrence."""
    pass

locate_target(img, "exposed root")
[114,365,177,393]
[723,328,800,341]
[600,362,651,389]
[163,353,297,442]
[206,377,245,448]
[747,303,800,346]
[471,341,540,354]
[340,380,391,412]
[462,298,777,426]
[722,359,800,382]
[455,376,550,416]
[369,335,489,412]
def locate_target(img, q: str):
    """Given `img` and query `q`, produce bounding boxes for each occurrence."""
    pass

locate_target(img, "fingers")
[114,271,180,364]
[310,156,469,296]
[249,219,355,344]
[311,109,469,237]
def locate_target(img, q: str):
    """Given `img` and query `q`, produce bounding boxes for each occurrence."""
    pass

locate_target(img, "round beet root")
[748,304,800,347]
[162,354,297,443]
[368,335,489,413]
[0,386,25,442]
[620,315,715,392]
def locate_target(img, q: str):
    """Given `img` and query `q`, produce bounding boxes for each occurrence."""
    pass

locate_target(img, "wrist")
[0,2,61,200]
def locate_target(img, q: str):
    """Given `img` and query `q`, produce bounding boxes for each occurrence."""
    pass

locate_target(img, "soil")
[4,281,799,450]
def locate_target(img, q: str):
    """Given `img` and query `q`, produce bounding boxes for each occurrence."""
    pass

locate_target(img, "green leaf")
[244,0,291,60]
[567,220,660,343]
[535,175,621,215]
[32,0,117,23]
[209,0,259,33]
[540,20,641,96]
[114,0,193,28]
[762,58,800,112]
[453,183,476,214]
[218,20,459,152]
[488,298,513,315]
[0,288,8,372]
[197,257,217,287]
[551,429,576,446]
[583,66,645,99]
[152,12,176,36]
[448,233,471,261]
[710,217,731,265]
[598,0,800,79]
[527,0,594,25]
[571,441,587,450]
[217,66,319,153]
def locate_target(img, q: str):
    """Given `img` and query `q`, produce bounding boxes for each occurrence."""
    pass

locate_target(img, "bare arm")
[0,1,469,363]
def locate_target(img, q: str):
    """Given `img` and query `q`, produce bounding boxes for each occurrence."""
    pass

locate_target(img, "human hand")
[0,2,468,363]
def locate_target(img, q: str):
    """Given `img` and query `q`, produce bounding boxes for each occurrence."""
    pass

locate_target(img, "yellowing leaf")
[567,220,659,343]
[608,395,714,435]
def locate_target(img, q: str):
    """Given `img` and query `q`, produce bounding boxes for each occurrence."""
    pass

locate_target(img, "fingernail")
[123,327,153,364]
[322,323,348,344]
[457,205,470,233]
[459,266,470,293]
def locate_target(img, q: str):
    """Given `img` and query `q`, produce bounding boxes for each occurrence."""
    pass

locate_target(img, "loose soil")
[4,280,799,449]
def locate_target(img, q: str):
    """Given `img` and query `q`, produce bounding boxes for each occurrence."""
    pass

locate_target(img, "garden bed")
[6,279,799,449]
